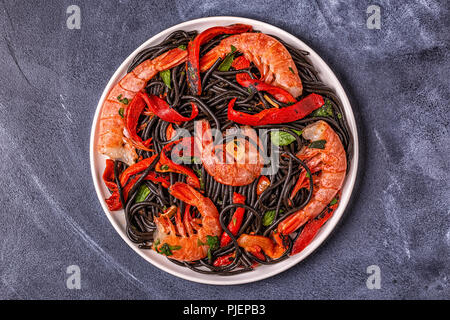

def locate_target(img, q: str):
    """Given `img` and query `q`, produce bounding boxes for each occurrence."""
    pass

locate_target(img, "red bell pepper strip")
[231,56,296,104]
[124,91,153,151]
[213,252,236,267]
[256,176,270,196]
[290,195,340,255]
[227,93,324,126]
[166,123,177,141]
[119,155,161,187]
[105,156,170,211]
[220,192,246,247]
[105,171,170,211]
[186,24,253,95]
[155,138,201,189]
[102,159,117,191]
[141,92,199,123]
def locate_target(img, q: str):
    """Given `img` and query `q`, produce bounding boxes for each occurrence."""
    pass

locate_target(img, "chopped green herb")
[262,209,283,226]
[159,69,171,89]
[135,184,150,203]
[218,54,235,71]
[206,235,219,250]
[305,171,310,178]
[218,45,237,71]
[232,217,237,225]
[193,168,205,190]
[178,44,187,50]
[329,198,338,206]
[289,67,295,74]
[337,113,342,119]
[206,235,219,260]
[157,243,181,256]
[312,100,333,117]
[117,94,129,105]
[207,249,213,261]
[118,108,124,118]
[154,239,160,253]
[309,140,327,149]
[270,129,303,146]
[160,164,169,170]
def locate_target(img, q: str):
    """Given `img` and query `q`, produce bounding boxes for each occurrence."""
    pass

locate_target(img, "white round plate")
[90,16,359,285]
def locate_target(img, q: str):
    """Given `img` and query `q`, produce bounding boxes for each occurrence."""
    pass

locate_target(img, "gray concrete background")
[0,0,448,299]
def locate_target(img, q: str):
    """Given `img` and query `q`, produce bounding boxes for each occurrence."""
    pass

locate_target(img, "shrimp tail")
[169,182,202,207]
[277,210,310,235]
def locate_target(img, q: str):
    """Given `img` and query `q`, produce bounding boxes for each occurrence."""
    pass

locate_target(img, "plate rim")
[89,16,359,285]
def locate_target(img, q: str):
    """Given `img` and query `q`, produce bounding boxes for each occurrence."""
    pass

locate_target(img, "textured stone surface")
[0,0,448,299]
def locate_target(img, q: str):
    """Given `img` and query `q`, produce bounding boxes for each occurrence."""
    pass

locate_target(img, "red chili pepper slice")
[102,159,117,191]
[186,24,252,95]
[155,138,201,189]
[220,192,246,247]
[232,56,296,104]
[213,252,236,267]
[227,93,324,126]
[124,91,153,151]
[290,195,340,255]
[140,92,199,123]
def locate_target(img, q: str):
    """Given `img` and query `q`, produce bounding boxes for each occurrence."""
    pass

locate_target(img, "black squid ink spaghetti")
[96,24,352,275]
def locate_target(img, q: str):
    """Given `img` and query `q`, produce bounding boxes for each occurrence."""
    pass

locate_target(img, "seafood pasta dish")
[97,24,352,275]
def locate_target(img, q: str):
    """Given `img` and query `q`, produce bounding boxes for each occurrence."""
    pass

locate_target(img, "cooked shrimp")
[97,48,188,165]
[194,119,264,186]
[237,232,287,260]
[277,120,347,235]
[236,121,346,257]
[153,182,222,261]
[199,33,303,98]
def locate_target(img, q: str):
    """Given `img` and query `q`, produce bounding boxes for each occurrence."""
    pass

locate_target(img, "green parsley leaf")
[118,108,124,118]
[309,140,327,149]
[159,69,171,89]
[178,44,187,50]
[270,129,303,146]
[230,45,237,53]
[160,164,169,170]
[329,198,338,206]
[289,67,295,74]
